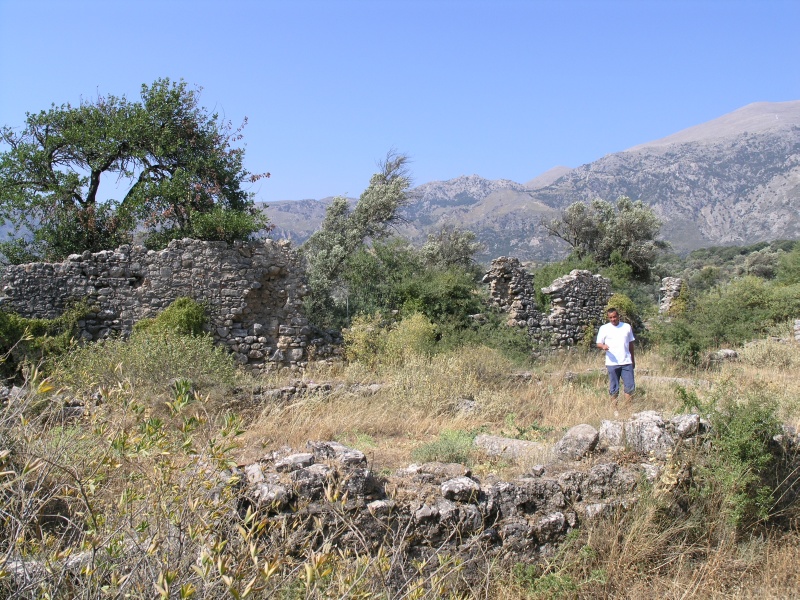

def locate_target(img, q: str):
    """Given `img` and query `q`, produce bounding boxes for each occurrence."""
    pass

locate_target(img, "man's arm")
[629,341,635,368]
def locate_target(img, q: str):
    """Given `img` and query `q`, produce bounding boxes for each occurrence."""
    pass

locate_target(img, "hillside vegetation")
[1,231,800,597]
[1,127,800,596]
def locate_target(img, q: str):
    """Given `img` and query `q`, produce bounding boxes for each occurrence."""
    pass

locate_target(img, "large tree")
[301,152,411,323]
[544,197,666,278]
[0,78,268,262]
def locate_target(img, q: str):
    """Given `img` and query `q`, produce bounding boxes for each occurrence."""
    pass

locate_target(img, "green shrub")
[342,313,389,367]
[53,328,238,392]
[0,301,89,378]
[133,297,207,336]
[436,309,533,363]
[605,293,640,330]
[411,429,476,465]
[776,242,800,284]
[655,276,800,365]
[677,386,783,530]
[385,312,438,364]
[343,312,438,367]
[668,280,690,317]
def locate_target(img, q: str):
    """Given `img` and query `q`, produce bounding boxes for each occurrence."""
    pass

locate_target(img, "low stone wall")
[0,239,336,371]
[483,257,612,351]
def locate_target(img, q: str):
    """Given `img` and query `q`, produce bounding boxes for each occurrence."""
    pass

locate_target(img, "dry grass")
[232,340,800,598]
[238,345,720,471]
[4,331,800,598]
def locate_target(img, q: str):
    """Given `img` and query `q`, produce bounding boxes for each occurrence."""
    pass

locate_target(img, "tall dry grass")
[2,321,800,598]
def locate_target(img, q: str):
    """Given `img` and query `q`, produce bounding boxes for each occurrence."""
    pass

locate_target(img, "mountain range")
[261,100,800,262]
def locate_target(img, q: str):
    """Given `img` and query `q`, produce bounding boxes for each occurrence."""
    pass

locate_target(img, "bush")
[144,207,269,250]
[655,276,800,365]
[436,309,533,363]
[677,386,784,530]
[343,312,437,367]
[53,328,238,393]
[411,429,476,465]
[385,312,438,364]
[605,293,638,326]
[0,301,89,379]
[133,297,207,336]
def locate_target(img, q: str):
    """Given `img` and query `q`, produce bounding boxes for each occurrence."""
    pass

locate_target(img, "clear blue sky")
[1,0,798,202]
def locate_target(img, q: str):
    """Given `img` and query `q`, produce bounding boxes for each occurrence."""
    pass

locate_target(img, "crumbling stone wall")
[0,238,336,371]
[659,276,685,315]
[483,257,612,351]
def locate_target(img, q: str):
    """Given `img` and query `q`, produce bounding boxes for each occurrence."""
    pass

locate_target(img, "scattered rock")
[625,411,674,459]
[599,420,625,448]
[275,453,315,473]
[441,476,480,503]
[554,424,599,460]
[474,434,547,462]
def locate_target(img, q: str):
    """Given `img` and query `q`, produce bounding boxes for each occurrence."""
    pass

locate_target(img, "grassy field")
[2,326,799,598]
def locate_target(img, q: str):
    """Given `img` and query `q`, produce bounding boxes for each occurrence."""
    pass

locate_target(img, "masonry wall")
[0,239,334,371]
[483,257,612,351]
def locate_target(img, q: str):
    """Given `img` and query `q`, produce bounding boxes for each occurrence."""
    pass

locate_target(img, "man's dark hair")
[607,307,618,315]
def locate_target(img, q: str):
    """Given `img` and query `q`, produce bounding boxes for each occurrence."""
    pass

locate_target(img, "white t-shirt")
[596,322,635,366]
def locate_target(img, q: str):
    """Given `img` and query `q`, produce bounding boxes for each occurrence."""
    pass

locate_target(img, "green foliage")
[656,239,799,291]
[500,413,553,441]
[0,78,268,262]
[396,266,484,326]
[419,224,485,273]
[411,429,476,465]
[544,196,666,279]
[435,309,534,363]
[677,386,783,530]
[384,312,438,363]
[301,152,410,322]
[668,280,690,317]
[655,276,800,365]
[512,531,607,599]
[54,328,238,392]
[0,301,88,378]
[133,297,207,336]
[143,205,268,250]
[307,231,485,331]
[776,241,800,284]
[343,312,437,367]
[605,293,640,330]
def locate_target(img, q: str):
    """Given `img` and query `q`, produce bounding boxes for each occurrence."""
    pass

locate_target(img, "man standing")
[596,307,635,402]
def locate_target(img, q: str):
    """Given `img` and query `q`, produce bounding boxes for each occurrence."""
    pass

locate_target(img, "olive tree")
[301,152,411,323]
[544,196,666,278]
[0,78,268,262]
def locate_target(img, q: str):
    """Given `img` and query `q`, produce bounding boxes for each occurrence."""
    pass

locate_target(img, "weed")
[411,430,477,465]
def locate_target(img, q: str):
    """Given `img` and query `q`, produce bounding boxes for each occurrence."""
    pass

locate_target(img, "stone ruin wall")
[0,238,336,371]
[483,257,612,351]
[659,276,685,315]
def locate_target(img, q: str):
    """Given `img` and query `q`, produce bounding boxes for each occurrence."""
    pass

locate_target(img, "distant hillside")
[262,100,800,261]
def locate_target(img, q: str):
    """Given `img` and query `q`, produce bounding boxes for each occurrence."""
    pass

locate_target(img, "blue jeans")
[607,364,635,397]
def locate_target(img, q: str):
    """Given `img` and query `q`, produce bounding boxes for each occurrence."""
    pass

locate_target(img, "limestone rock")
[473,434,547,462]
[554,424,599,460]
[625,411,675,459]
[441,476,480,503]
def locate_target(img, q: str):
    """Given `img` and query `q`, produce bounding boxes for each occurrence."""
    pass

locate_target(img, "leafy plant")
[0,78,268,262]
[133,297,207,336]
[676,385,783,530]
[0,300,89,378]
[411,429,477,465]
